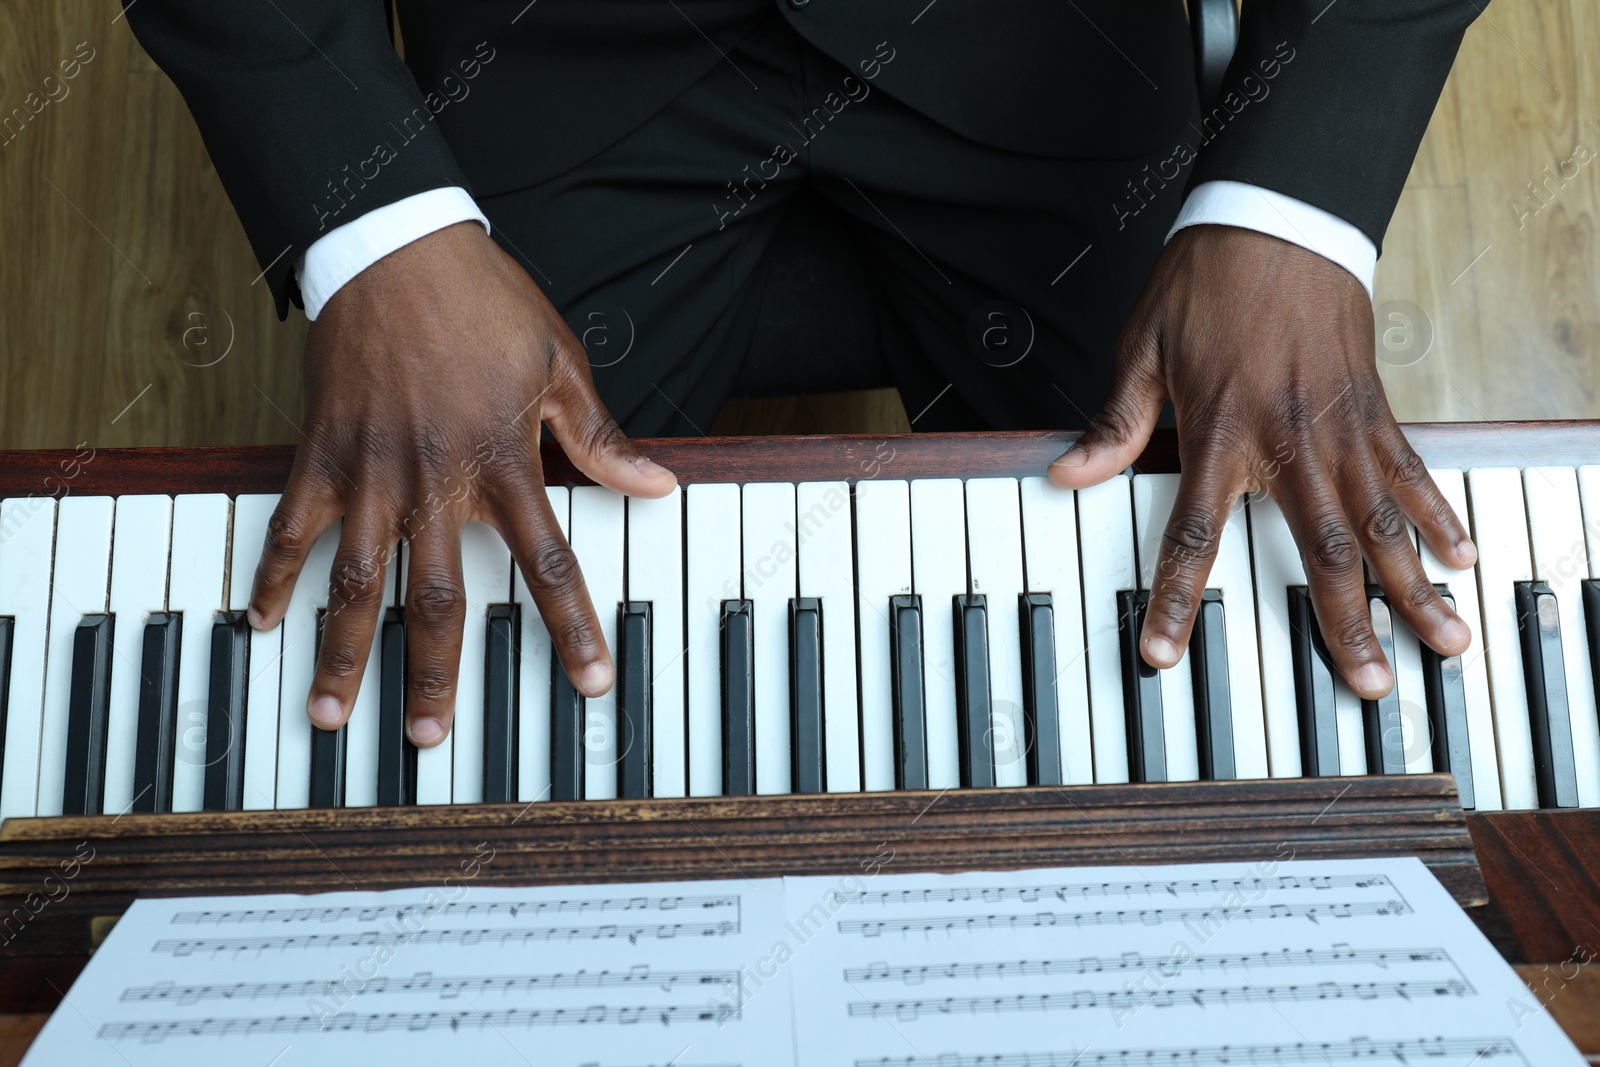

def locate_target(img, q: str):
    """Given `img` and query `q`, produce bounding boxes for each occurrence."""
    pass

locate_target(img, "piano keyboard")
[1,463,1598,819]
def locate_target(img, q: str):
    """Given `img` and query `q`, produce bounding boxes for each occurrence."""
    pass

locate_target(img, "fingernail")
[308,695,343,728]
[1355,663,1391,696]
[1439,616,1470,649]
[408,717,444,746]
[579,662,613,697]
[1144,634,1178,667]
[634,456,671,478]
[247,606,266,630]
[1050,448,1087,470]
[1456,539,1478,567]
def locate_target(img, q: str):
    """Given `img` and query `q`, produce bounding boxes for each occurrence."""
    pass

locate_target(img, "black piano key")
[132,613,182,813]
[0,617,13,796]
[789,598,825,795]
[618,601,653,800]
[376,607,416,806]
[1117,591,1165,783]
[1189,589,1235,781]
[204,611,249,812]
[721,600,756,797]
[1585,580,1600,728]
[1288,587,1340,777]
[550,649,585,801]
[953,594,995,789]
[889,594,928,791]
[1515,581,1579,808]
[1422,586,1475,809]
[483,604,520,804]
[63,614,114,815]
[308,610,346,809]
[1361,592,1408,776]
[1018,594,1062,786]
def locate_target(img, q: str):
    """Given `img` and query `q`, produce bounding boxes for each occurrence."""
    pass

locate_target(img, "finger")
[1280,467,1394,698]
[1343,459,1472,659]
[249,475,340,631]
[1141,453,1240,668]
[306,515,394,730]
[490,476,614,697]
[1371,422,1477,569]
[541,338,677,498]
[402,529,468,747]
[1048,328,1165,488]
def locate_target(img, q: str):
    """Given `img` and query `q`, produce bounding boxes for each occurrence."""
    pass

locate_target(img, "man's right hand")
[246,221,678,746]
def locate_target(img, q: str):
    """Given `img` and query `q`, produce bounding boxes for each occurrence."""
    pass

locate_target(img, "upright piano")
[0,425,1595,1050]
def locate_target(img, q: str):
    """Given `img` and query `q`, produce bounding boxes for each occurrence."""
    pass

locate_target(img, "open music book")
[26,856,1582,1066]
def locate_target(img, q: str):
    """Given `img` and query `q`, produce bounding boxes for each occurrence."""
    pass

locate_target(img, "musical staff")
[121,966,740,1005]
[846,979,1474,1021]
[151,919,741,957]
[99,1004,732,1043]
[839,900,1411,939]
[853,875,1397,909]
[842,945,1461,985]
[170,894,740,926]
[850,1036,1529,1066]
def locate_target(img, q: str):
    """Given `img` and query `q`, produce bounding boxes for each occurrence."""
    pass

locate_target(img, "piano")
[0,425,1596,1050]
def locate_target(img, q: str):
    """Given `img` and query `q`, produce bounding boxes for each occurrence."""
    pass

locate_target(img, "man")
[125,0,1483,752]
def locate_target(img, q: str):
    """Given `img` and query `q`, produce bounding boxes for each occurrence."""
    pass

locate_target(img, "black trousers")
[477,11,1193,437]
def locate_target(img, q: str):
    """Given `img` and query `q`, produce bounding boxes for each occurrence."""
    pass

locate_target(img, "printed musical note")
[838,900,1410,940]
[848,1036,1527,1066]
[151,919,741,957]
[170,895,740,927]
[853,875,1395,911]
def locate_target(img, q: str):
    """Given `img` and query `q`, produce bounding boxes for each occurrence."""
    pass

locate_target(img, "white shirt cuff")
[1167,180,1377,296]
[295,186,490,320]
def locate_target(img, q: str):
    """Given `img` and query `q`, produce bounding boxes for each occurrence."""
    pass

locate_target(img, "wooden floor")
[0,1,1595,450]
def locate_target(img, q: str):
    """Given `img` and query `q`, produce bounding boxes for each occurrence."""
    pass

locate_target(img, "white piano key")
[230,495,282,811]
[854,480,911,792]
[451,522,513,805]
[1334,677,1367,776]
[102,495,174,816]
[168,495,229,813]
[796,481,861,793]
[628,486,687,798]
[342,540,396,810]
[965,478,1027,788]
[1391,615,1434,774]
[686,483,742,796]
[1580,466,1600,572]
[1524,467,1600,807]
[401,546,446,806]
[572,487,625,800]
[1077,476,1135,783]
[1132,475,1198,782]
[742,482,796,795]
[37,496,115,817]
[1247,495,1305,777]
[1419,469,1501,810]
[910,478,967,790]
[1019,477,1093,785]
[275,521,340,810]
[0,497,57,820]
[1211,497,1270,780]
[515,487,569,805]
[1468,467,1538,809]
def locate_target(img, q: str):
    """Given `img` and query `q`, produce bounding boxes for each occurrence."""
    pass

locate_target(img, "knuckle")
[408,580,465,626]
[318,642,364,681]
[1359,497,1408,546]
[555,618,598,655]
[1399,575,1440,615]
[1271,384,1313,432]
[408,665,455,703]
[581,411,627,458]
[528,541,581,594]
[1383,442,1429,490]
[1152,585,1196,622]
[1163,508,1220,561]
[1330,612,1375,656]
[263,508,313,563]
[1306,518,1361,574]
[1091,393,1141,445]
[329,553,384,607]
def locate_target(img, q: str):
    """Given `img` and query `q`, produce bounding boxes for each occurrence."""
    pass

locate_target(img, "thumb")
[1048,333,1165,489]
[541,341,678,498]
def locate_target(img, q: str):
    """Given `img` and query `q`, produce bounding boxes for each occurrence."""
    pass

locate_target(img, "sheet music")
[785,858,1583,1066]
[24,859,1584,1066]
[25,877,790,1066]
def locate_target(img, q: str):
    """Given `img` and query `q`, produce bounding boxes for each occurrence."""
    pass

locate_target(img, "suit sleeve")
[122,0,473,319]
[1187,0,1486,256]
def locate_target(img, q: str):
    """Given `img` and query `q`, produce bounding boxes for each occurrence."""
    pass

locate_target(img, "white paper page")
[786,858,1584,1067]
[26,875,792,1067]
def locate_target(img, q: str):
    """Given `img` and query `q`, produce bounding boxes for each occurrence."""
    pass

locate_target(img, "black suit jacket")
[123,0,1484,319]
